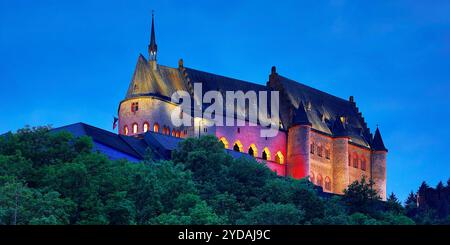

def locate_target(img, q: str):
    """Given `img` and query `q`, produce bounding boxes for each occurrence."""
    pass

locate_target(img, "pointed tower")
[331,117,350,194]
[287,101,312,179]
[148,11,158,69]
[371,126,388,200]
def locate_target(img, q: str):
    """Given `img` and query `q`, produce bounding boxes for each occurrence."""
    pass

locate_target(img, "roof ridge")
[185,67,267,89]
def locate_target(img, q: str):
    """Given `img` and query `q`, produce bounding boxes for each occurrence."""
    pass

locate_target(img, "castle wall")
[215,122,287,176]
[118,96,191,137]
[348,143,372,186]
[309,131,334,192]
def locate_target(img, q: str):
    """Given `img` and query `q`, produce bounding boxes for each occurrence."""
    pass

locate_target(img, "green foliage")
[1,126,441,225]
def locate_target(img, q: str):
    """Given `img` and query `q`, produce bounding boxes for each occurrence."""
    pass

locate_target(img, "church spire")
[148,11,157,62]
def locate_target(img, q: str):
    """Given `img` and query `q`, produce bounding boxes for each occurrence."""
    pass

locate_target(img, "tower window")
[325,147,331,159]
[123,125,129,135]
[348,154,351,166]
[132,123,138,134]
[131,102,139,113]
[153,123,159,133]
[317,144,323,157]
[143,122,149,132]
[317,175,323,187]
[310,142,315,154]
[353,153,359,168]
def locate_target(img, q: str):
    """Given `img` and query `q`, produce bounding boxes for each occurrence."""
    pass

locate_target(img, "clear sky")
[1,0,449,201]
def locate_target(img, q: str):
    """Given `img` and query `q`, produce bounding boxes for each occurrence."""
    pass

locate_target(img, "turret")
[371,127,388,200]
[287,101,311,179]
[331,117,350,194]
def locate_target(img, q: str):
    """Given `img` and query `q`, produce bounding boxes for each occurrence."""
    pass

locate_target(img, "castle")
[118,15,388,199]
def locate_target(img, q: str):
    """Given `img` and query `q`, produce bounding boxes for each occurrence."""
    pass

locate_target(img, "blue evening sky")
[1,0,449,201]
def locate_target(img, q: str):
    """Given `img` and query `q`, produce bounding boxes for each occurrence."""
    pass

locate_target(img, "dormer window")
[131,102,139,113]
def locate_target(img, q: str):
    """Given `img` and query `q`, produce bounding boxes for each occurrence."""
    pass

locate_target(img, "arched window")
[275,151,284,164]
[123,125,129,135]
[353,153,359,168]
[219,137,229,149]
[172,129,176,137]
[360,156,367,171]
[317,174,323,187]
[175,130,180,138]
[310,142,315,154]
[325,177,331,191]
[233,140,243,152]
[153,123,159,133]
[262,147,271,161]
[310,172,315,183]
[248,144,258,157]
[132,123,138,134]
[143,122,149,133]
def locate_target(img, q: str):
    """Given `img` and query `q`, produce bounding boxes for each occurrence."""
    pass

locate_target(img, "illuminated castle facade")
[118,15,388,199]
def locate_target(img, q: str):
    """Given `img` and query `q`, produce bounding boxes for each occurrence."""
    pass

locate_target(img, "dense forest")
[0,126,449,225]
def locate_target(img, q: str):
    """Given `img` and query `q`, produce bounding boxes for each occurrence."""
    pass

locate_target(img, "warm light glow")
[153,123,159,133]
[219,137,229,149]
[132,123,138,134]
[248,144,258,157]
[262,147,271,161]
[143,122,149,132]
[233,140,243,152]
[275,151,284,164]
[317,174,323,187]
[123,126,129,135]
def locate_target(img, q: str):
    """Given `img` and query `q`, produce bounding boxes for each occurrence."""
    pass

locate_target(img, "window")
[317,144,323,157]
[248,144,258,157]
[317,175,323,187]
[163,126,170,135]
[233,141,243,152]
[175,130,180,138]
[153,123,159,133]
[262,147,271,161]
[219,137,229,149]
[143,122,149,132]
[203,127,208,133]
[237,127,240,133]
[172,129,176,137]
[275,151,284,164]
[325,147,331,159]
[348,154,351,166]
[310,142,315,154]
[353,153,359,168]
[123,126,129,135]
[132,123,138,134]
[131,102,139,113]
[325,177,331,191]
[361,157,367,171]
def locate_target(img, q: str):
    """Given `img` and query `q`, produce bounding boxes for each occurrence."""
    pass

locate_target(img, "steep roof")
[372,127,388,152]
[125,55,188,99]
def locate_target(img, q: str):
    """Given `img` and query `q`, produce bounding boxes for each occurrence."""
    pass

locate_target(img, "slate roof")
[122,57,381,149]
[372,127,388,152]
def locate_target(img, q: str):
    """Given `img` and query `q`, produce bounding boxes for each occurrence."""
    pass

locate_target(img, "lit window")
[262,147,271,161]
[123,126,129,135]
[310,172,315,183]
[172,129,176,137]
[219,137,229,149]
[132,123,138,134]
[248,144,258,157]
[153,123,159,133]
[143,122,149,132]
[233,141,243,152]
[325,177,331,191]
[275,151,284,164]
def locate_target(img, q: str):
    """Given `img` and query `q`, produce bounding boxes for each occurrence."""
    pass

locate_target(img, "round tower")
[332,137,349,194]
[371,127,388,200]
[287,124,311,179]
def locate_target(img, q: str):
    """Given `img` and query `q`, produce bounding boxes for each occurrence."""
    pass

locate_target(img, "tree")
[238,203,304,225]
[342,176,380,215]
[386,192,404,214]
